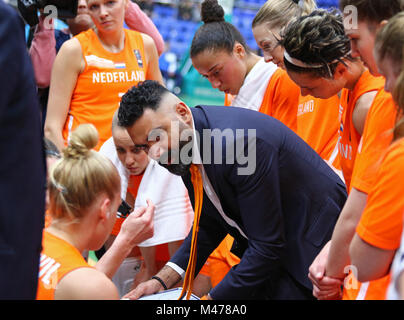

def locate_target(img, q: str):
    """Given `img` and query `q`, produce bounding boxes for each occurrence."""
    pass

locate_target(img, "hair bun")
[63,124,99,159]
[201,0,225,24]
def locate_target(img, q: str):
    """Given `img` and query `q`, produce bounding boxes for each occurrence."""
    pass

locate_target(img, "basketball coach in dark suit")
[118,81,347,300]
[0,2,46,299]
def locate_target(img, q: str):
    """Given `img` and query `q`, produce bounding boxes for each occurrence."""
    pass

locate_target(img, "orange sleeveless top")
[297,94,341,169]
[338,70,385,191]
[63,28,148,150]
[36,231,91,300]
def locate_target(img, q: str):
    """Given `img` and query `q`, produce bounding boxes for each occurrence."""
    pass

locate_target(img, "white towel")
[99,137,129,200]
[231,59,278,111]
[99,137,194,247]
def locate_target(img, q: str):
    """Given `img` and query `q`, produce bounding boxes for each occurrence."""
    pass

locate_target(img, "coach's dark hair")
[118,81,170,128]
[281,9,353,79]
[339,0,403,26]
[190,0,250,58]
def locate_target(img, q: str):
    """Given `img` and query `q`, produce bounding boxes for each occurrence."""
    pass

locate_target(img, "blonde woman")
[37,124,154,299]
[44,0,163,151]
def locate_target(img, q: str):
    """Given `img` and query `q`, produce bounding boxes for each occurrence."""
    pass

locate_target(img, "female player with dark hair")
[281,9,385,193]
[282,8,401,300]
[252,0,341,173]
[190,0,299,132]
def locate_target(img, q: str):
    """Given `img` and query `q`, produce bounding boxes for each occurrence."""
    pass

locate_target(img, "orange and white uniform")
[63,28,148,150]
[225,64,299,133]
[343,89,398,300]
[36,231,91,300]
[338,70,385,191]
[297,94,341,171]
[258,68,299,132]
[352,138,404,299]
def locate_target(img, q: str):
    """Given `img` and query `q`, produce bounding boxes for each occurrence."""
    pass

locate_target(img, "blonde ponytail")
[252,0,317,30]
[299,0,316,16]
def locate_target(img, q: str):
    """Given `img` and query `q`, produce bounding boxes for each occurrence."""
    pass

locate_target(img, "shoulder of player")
[55,267,119,300]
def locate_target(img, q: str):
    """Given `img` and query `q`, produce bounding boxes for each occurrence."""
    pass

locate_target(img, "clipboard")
[138,288,200,300]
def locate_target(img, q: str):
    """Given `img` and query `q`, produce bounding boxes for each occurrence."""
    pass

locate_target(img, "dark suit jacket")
[170,105,347,300]
[0,3,46,299]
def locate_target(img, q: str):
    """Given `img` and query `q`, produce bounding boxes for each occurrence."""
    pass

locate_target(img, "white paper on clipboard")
[138,288,200,300]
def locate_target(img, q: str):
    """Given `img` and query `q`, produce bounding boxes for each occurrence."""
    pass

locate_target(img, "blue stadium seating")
[153,4,177,19]
[151,0,340,62]
[317,0,339,8]
[170,40,190,57]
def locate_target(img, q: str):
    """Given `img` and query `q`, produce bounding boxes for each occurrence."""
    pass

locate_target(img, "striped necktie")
[179,164,203,300]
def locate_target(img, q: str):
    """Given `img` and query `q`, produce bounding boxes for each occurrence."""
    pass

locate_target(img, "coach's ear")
[175,102,192,126]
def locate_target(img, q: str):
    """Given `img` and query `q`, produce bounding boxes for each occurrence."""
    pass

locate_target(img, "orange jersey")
[343,90,397,300]
[36,231,91,300]
[338,70,385,191]
[63,28,148,151]
[224,68,299,133]
[343,273,391,300]
[350,89,397,193]
[297,94,341,169]
[356,137,404,250]
[344,138,404,300]
[259,68,299,133]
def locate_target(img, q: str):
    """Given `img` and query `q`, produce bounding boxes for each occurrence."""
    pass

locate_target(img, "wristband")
[151,275,168,290]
